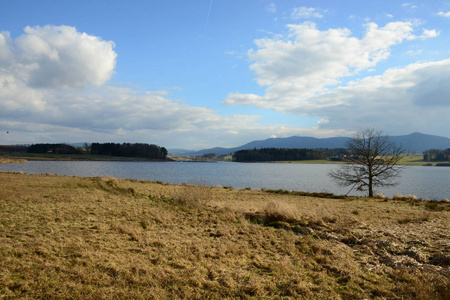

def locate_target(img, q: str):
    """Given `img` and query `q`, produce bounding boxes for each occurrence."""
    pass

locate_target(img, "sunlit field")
[1,172,448,299]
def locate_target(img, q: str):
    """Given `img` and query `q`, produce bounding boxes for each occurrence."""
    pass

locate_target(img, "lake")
[1,161,449,200]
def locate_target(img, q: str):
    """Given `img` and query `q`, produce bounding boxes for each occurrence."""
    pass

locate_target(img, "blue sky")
[1,0,450,149]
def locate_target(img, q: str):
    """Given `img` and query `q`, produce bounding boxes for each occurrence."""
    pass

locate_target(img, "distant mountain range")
[169,132,450,156]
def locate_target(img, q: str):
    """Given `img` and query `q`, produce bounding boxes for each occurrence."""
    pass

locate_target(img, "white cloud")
[225,21,431,110]
[224,21,449,137]
[0,72,286,148]
[266,3,276,13]
[291,7,323,19]
[16,26,117,88]
[402,3,417,9]
[2,21,447,149]
[437,11,450,17]
[420,29,439,39]
[0,25,118,129]
[0,31,13,62]
[405,49,423,56]
[306,60,450,135]
[2,25,116,89]
[3,25,347,149]
[0,81,350,148]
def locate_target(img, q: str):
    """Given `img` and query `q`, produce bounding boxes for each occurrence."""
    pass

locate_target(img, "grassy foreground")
[0,172,449,299]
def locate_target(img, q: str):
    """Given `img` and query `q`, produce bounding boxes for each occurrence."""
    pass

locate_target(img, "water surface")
[1,161,449,199]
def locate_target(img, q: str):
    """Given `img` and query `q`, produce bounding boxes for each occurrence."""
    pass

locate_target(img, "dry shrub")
[263,201,300,223]
[97,176,137,196]
[398,217,413,224]
[375,193,389,200]
[115,224,142,241]
[0,158,27,163]
[172,184,214,207]
[425,201,444,211]
[393,194,418,201]
[218,206,239,222]
[100,176,119,183]
[391,268,450,300]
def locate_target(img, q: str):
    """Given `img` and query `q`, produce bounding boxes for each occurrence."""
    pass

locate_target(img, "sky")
[1,0,450,150]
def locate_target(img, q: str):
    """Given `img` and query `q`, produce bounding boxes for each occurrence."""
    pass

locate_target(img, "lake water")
[1,161,449,200]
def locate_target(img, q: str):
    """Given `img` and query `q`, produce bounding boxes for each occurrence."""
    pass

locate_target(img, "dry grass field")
[0,158,26,164]
[0,172,448,299]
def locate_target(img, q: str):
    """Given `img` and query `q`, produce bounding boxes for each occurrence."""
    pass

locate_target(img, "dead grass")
[170,184,214,207]
[393,194,419,201]
[263,201,300,223]
[0,158,26,163]
[0,172,449,299]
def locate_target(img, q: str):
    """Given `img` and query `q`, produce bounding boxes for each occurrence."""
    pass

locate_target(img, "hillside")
[1,172,448,299]
[170,132,450,156]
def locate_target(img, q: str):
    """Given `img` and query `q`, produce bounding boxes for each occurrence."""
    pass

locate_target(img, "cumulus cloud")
[0,67,267,146]
[24,25,116,89]
[437,11,450,17]
[3,25,336,148]
[405,49,423,56]
[224,21,437,108]
[291,7,323,19]
[266,3,276,13]
[223,20,449,136]
[420,29,439,39]
[0,32,13,62]
[0,25,119,132]
[402,3,417,10]
[0,78,348,148]
[292,59,450,135]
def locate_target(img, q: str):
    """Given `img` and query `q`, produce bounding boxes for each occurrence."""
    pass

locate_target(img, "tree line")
[423,149,450,161]
[27,143,82,154]
[233,148,330,162]
[90,143,167,159]
[0,145,28,153]
[26,143,168,159]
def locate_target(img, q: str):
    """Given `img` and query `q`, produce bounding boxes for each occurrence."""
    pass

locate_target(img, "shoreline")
[0,154,173,162]
[1,155,448,166]
[1,152,449,166]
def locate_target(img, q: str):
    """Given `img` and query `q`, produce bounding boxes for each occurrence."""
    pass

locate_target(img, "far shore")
[0,153,448,166]
[0,153,173,163]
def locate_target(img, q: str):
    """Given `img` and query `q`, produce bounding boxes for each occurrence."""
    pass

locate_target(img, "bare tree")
[329,129,405,197]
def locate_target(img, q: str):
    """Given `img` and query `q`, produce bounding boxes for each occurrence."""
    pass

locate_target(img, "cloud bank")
[1,20,448,149]
[1,25,321,148]
[225,21,449,136]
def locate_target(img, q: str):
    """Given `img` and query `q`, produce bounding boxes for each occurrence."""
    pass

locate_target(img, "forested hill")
[171,132,450,156]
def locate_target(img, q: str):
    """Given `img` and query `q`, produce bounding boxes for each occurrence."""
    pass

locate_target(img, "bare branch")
[328,129,405,197]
